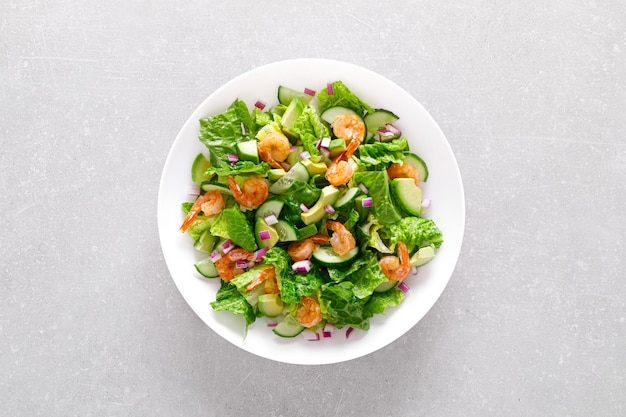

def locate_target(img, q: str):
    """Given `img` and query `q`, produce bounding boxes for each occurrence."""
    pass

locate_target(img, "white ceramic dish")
[158,58,465,365]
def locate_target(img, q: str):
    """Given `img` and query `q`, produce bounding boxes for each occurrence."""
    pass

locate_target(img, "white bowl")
[158,58,465,365]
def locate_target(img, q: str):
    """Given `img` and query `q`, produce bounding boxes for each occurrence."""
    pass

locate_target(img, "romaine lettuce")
[357,138,408,167]
[210,281,256,332]
[352,170,402,225]
[290,106,329,157]
[262,247,291,294]
[351,253,389,299]
[210,207,257,251]
[317,81,375,116]
[280,268,324,304]
[205,160,269,177]
[319,281,373,330]
[366,288,406,315]
[387,217,444,249]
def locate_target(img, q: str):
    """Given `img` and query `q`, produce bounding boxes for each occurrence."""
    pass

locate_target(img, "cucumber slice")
[403,152,429,182]
[193,229,217,254]
[277,86,314,106]
[268,168,286,181]
[390,178,423,217]
[269,162,310,195]
[296,223,318,240]
[201,181,233,195]
[320,106,362,125]
[191,153,213,185]
[255,217,279,249]
[257,294,284,317]
[274,220,298,242]
[255,199,284,219]
[312,245,359,268]
[281,97,305,138]
[286,145,303,166]
[363,109,399,133]
[335,187,361,209]
[410,245,435,267]
[273,314,305,338]
[236,140,260,164]
[194,257,219,278]
[374,281,397,293]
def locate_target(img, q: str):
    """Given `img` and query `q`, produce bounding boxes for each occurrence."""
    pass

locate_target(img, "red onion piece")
[421,199,432,208]
[361,197,373,208]
[320,137,331,148]
[327,83,334,96]
[259,230,271,241]
[288,146,298,153]
[187,184,201,196]
[303,331,320,341]
[300,203,309,213]
[264,214,278,225]
[316,140,322,150]
[398,281,411,293]
[358,183,368,194]
[235,260,248,269]
[227,153,239,163]
[324,204,335,214]
[254,100,266,110]
[346,327,354,339]
[253,247,269,261]
[292,260,312,273]
[304,87,316,96]
[300,150,311,160]
[209,251,222,263]
[266,319,278,328]
[385,123,401,136]
[320,147,330,158]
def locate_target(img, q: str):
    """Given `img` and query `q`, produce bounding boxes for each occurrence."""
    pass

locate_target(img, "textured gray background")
[1,1,625,416]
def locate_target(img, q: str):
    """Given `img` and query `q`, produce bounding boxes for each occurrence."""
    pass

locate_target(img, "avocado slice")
[255,217,279,249]
[301,159,328,176]
[301,185,339,225]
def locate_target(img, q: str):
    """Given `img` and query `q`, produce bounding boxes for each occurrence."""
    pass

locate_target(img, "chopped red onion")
[303,331,320,341]
[209,251,222,263]
[421,199,432,208]
[320,147,330,158]
[323,331,332,338]
[327,83,334,96]
[385,123,402,136]
[346,327,354,339]
[288,146,298,153]
[324,204,335,214]
[300,150,311,160]
[259,230,271,241]
[227,153,239,163]
[398,281,411,293]
[358,183,369,194]
[220,239,234,254]
[378,128,395,138]
[316,140,322,150]
[300,203,309,213]
[266,319,278,328]
[411,267,419,276]
[323,323,336,333]
[254,100,266,110]
[292,260,312,273]
[280,162,291,171]
[235,260,248,269]
[361,197,373,208]
[253,247,269,261]
[320,137,331,148]
[304,87,316,96]
[264,214,278,225]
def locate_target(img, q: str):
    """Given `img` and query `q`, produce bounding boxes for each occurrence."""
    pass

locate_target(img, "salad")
[179,80,443,339]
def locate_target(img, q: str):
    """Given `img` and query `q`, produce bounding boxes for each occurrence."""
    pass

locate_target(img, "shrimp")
[245,266,275,293]
[387,162,419,185]
[378,242,410,282]
[326,221,356,256]
[297,296,322,328]
[228,176,268,209]
[325,159,353,186]
[263,273,280,294]
[333,113,365,145]
[215,248,254,281]
[257,132,290,169]
[180,190,225,232]
[287,235,331,262]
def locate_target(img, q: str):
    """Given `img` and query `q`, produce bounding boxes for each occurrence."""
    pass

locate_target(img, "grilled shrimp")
[297,296,322,328]
[326,221,356,256]
[228,176,268,209]
[287,235,331,262]
[378,242,410,282]
[258,132,290,169]
[215,248,254,281]
[387,162,419,185]
[179,190,225,232]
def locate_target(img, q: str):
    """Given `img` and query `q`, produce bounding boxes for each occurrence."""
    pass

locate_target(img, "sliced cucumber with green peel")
[281,97,305,138]
[236,140,260,164]
[363,109,399,134]
[255,199,284,219]
[257,294,284,318]
[277,86,314,106]
[403,152,429,182]
[374,280,397,293]
[268,168,286,181]
[194,257,219,278]
[201,181,233,195]
[269,162,310,195]
[320,106,363,125]
[274,220,298,242]
[286,145,303,166]
[193,229,217,254]
[312,245,359,268]
[273,314,305,338]
[335,187,361,209]
[390,178,423,217]
[191,153,213,185]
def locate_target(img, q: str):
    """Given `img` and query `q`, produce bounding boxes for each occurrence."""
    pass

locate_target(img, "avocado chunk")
[409,245,435,267]
[257,293,284,317]
[301,159,328,176]
[255,217,279,249]
[328,139,346,158]
[237,140,260,164]
[301,185,339,225]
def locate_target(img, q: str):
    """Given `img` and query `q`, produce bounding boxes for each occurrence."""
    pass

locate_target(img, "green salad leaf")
[262,247,291,294]
[199,99,254,168]
[366,288,406,315]
[352,170,402,225]
[319,281,373,330]
[280,268,324,304]
[318,81,375,116]
[290,106,329,157]
[326,255,368,283]
[229,265,268,293]
[351,252,389,299]
[387,217,444,249]
[210,281,256,331]
[210,207,257,251]
[357,138,408,167]
[206,160,269,177]
[186,216,216,241]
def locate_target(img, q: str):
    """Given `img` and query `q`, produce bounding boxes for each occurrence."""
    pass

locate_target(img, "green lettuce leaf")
[387,217,444,249]
[181,201,194,214]
[221,207,257,252]
[280,268,325,304]
[352,170,402,225]
[319,281,372,330]
[186,216,216,241]
[326,254,368,283]
[210,281,256,332]
[290,106,329,157]
[317,81,375,116]
[357,138,408,167]
[229,265,268,293]
[205,160,269,177]
[277,181,322,225]
[199,99,254,168]
[351,252,389,299]
[366,288,406,315]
